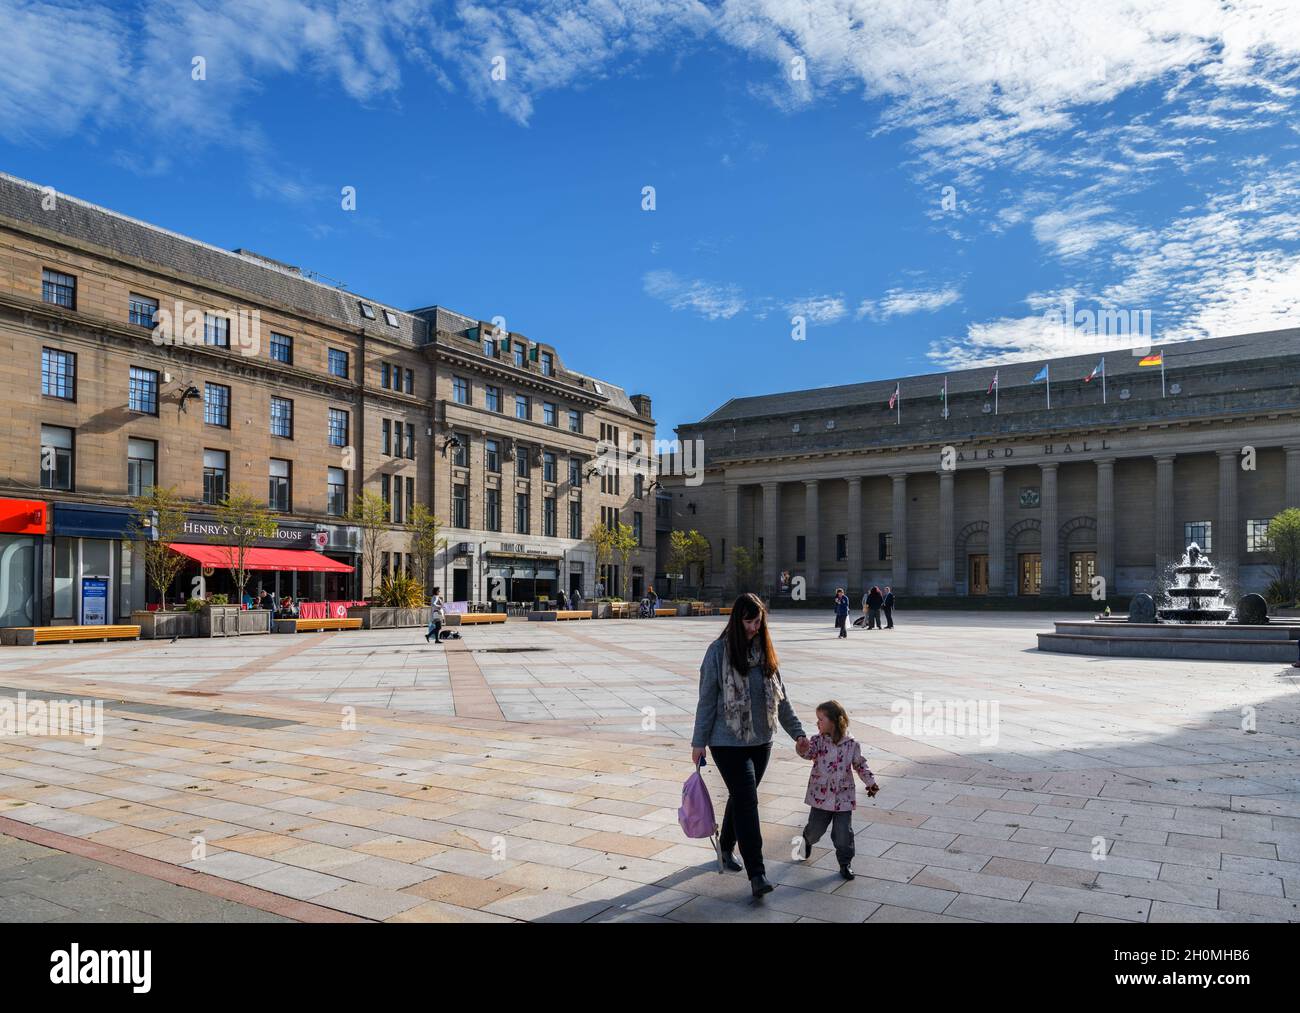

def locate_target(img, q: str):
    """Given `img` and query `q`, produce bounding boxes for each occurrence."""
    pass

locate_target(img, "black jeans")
[804,808,855,864]
[867,606,882,629]
[835,614,847,637]
[883,605,894,628]
[710,742,773,879]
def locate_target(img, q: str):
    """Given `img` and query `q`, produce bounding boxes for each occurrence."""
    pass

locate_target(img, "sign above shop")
[0,498,46,535]
[181,515,314,548]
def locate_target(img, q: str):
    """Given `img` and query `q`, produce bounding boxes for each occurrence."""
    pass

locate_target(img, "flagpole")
[897,384,901,425]
[1046,363,1051,409]
[943,377,949,420]
[1161,357,1166,398]
[1102,357,1107,404]
[994,376,998,415]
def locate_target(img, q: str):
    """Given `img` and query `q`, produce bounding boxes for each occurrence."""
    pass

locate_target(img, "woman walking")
[691,593,808,897]
[866,585,884,630]
[833,587,850,638]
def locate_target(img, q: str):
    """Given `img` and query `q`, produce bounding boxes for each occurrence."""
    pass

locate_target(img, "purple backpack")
[678,760,725,872]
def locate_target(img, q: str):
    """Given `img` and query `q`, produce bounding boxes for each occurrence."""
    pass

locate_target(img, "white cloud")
[859,285,961,321]
[643,269,746,319]
[785,294,846,324]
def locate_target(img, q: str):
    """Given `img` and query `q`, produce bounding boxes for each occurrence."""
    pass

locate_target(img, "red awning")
[170,544,353,573]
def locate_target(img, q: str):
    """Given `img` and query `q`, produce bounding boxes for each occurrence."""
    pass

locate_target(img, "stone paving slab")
[1,612,1298,922]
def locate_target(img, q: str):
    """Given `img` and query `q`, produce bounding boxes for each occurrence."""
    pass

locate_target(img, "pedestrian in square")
[795,700,880,880]
[883,586,896,629]
[833,588,849,638]
[866,585,884,629]
[426,586,445,645]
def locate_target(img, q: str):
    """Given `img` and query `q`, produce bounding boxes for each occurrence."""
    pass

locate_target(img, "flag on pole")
[1031,363,1051,408]
[888,383,900,423]
[939,376,949,419]
[988,371,999,414]
[1085,357,1106,404]
[1139,349,1166,397]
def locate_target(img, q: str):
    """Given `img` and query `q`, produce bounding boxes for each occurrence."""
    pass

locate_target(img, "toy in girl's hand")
[865,782,880,798]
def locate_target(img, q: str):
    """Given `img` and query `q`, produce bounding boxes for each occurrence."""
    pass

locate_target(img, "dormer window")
[383,309,399,327]
[359,302,376,320]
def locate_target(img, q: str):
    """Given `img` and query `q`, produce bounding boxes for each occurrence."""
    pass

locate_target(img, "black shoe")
[720,851,742,872]
[801,836,811,860]
[839,863,855,880]
[750,874,774,898]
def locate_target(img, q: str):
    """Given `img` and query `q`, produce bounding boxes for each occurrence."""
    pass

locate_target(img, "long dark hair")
[718,593,779,676]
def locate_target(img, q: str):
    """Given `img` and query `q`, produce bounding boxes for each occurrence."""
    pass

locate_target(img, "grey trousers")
[803,808,854,864]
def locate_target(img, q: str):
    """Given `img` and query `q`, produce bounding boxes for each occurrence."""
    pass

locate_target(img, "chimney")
[631,394,652,419]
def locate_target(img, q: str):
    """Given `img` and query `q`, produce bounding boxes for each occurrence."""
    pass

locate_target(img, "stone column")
[988,466,1006,595]
[723,481,740,591]
[762,481,780,592]
[1040,462,1058,596]
[1154,454,1176,577]
[1217,449,1239,586]
[846,477,863,596]
[890,472,908,594]
[1286,445,1300,510]
[803,480,820,595]
[938,470,955,595]
[1096,457,1116,598]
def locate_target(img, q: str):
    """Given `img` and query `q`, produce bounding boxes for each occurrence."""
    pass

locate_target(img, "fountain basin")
[1038,619,1300,661]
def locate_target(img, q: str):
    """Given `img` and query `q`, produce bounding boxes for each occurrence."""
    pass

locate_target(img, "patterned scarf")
[720,637,784,742]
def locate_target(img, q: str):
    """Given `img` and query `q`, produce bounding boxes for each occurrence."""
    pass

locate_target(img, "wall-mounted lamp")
[440,435,462,457]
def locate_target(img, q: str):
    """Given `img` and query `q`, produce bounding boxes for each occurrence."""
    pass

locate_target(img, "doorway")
[1070,552,1097,595]
[968,554,989,595]
[452,568,468,603]
[1018,553,1042,595]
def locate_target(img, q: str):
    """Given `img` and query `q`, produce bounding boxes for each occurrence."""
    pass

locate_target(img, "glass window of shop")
[0,535,37,627]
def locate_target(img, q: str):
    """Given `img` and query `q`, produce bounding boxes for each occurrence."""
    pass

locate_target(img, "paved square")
[2,613,1298,923]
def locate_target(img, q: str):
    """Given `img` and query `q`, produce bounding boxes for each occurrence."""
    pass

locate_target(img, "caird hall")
[662,329,1300,601]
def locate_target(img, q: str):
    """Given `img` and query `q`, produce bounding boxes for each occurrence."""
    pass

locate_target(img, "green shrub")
[376,573,426,608]
[208,593,229,605]
[185,597,205,612]
[1263,578,1297,607]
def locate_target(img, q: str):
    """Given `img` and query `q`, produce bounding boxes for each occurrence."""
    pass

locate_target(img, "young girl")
[796,700,880,880]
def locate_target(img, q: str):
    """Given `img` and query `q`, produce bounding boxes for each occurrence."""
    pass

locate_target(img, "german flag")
[1138,351,1163,366]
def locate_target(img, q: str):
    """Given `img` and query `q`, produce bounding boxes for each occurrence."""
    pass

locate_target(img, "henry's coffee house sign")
[182,515,316,548]
[952,439,1113,463]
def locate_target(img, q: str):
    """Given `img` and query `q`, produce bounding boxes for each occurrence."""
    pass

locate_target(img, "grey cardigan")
[691,638,805,749]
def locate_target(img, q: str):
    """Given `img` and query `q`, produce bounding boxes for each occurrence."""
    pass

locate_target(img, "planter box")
[132,610,198,640]
[199,605,271,637]
[591,602,612,619]
[673,602,691,616]
[346,606,431,629]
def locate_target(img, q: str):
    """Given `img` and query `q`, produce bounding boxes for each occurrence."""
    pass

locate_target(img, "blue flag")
[1031,365,1049,383]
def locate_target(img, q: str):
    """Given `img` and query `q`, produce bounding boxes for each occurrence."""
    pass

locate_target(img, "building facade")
[664,330,1300,603]
[0,173,654,625]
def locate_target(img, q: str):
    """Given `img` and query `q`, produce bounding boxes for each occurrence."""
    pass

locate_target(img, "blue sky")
[2,0,1299,438]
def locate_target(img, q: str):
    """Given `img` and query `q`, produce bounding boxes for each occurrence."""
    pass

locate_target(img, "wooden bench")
[527,610,594,622]
[2,625,141,646]
[274,618,363,634]
[653,608,676,617]
[609,602,635,618]
[719,607,733,616]
[455,613,508,625]
[690,602,716,616]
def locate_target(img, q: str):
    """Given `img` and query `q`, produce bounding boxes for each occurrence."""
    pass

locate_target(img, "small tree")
[1266,508,1300,604]
[668,529,711,596]
[611,522,639,600]
[127,485,188,610]
[733,544,764,595]
[351,491,390,598]
[592,521,616,597]
[212,489,277,605]
[407,503,446,594]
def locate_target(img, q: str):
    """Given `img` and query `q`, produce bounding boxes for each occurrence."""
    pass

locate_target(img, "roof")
[0,172,427,345]
[694,328,1300,425]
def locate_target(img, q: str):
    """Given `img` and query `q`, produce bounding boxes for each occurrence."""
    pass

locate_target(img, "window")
[486,488,501,531]
[404,368,414,395]
[129,367,159,415]
[836,534,847,561]
[516,493,530,534]
[359,302,376,320]
[382,419,392,456]
[204,383,230,427]
[204,313,229,347]
[543,452,556,483]
[569,457,581,486]
[269,459,291,512]
[541,352,554,376]
[453,484,468,528]
[1185,521,1212,552]
[127,438,156,497]
[270,332,293,364]
[405,423,415,460]
[634,473,644,499]
[879,533,892,562]
[381,474,391,514]
[406,476,414,523]
[383,309,399,327]
[569,499,582,539]
[391,475,404,524]
[382,363,391,389]
[42,348,75,400]
[453,433,469,468]
[327,468,347,515]
[1246,519,1272,553]
[329,408,349,447]
[40,424,74,490]
[633,512,643,545]
[203,450,228,505]
[453,376,470,404]
[796,536,805,562]
[42,268,76,309]
[381,551,390,577]
[486,385,501,413]
[483,338,494,358]
[129,294,158,328]
[568,409,581,433]
[514,342,526,368]
[544,497,557,537]
[516,450,530,479]
[329,348,349,378]
[270,396,293,438]
[515,395,529,420]
[486,439,500,473]
[543,402,557,427]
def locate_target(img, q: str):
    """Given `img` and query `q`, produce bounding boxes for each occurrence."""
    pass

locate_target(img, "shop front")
[0,498,46,628]
[484,546,561,605]
[49,503,141,626]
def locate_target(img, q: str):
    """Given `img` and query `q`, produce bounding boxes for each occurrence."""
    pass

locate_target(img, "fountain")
[1157,543,1232,623]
